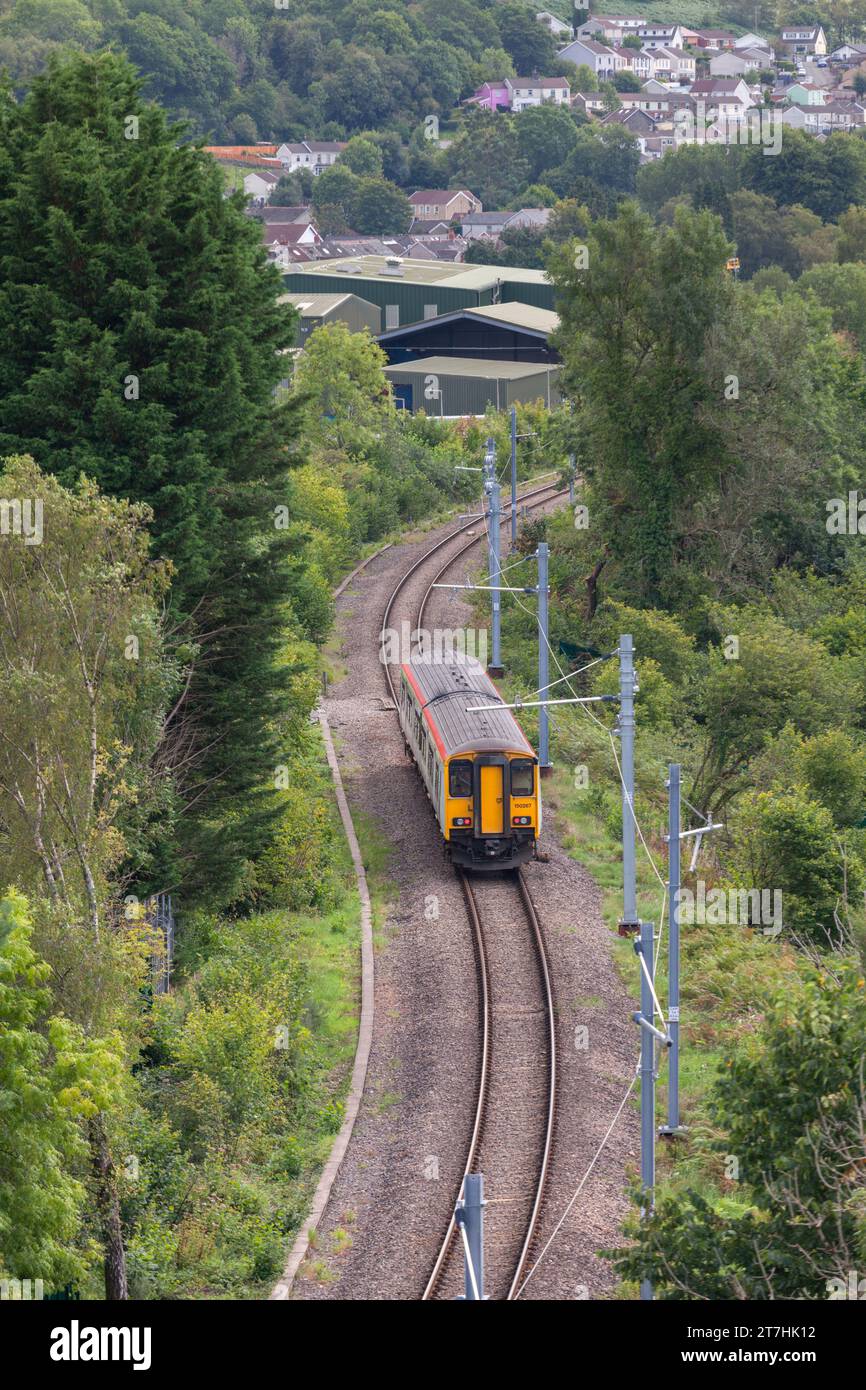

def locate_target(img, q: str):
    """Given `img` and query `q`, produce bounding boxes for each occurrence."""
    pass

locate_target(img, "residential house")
[646,47,673,79]
[710,49,773,77]
[734,32,773,53]
[709,52,749,77]
[618,90,695,116]
[639,129,678,159]
[601,106,661,136]
[275,141,348,174]
[557,38,620,77]
[505,208,551,231]
[468,80,511,111]
[571,90,608,116]
[460,208,550,241]
[506,76,571,110]
[638,24,686,50]
[258,205,314,227]
[575,15,646,41]
[785,81,826,105]
[689,77,755,120]
[461,211,510,240]
[536,11,573,39]
[264,220,323,268]
[831,43,866,62]
[613,46,653,79]
[779,26,828,58]
[408,190,482,220]
[244,169,281,202]
[405,239,467,262]
[650,47,696,81]
[695,30,737,50]
[740,45,776,70]
[408,219,454,238]
[642,77,672,94]
[781,100,865,131]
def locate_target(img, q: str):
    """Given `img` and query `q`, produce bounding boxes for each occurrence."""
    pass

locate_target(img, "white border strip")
[270,711,375,1300]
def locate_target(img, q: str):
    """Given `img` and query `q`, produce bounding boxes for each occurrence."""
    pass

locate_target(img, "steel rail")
[377,486,563,1301]
[378,479,563,705]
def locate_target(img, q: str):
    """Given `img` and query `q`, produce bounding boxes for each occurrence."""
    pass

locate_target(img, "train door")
[479,764,504,835]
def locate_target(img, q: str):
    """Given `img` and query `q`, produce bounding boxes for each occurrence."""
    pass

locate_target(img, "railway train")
[397,654,540,870]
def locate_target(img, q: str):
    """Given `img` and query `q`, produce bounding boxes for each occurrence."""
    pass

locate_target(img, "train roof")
[401,656,535,759]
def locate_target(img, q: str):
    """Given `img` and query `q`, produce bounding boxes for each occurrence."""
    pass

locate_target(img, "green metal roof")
[465,303,559,333]
[292,255,550,289]
[278,292,366,316]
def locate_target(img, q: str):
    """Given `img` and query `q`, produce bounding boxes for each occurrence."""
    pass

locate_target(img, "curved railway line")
[379,480,563,1301]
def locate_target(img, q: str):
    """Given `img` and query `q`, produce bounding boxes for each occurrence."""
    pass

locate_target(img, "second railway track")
[378,480,563,1300]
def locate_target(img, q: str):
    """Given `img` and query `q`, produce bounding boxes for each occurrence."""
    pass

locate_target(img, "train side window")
[449,760,473,797]
[511,760,534,796]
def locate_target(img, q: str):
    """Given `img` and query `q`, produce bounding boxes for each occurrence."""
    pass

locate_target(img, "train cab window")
[510,760,534,796]
[449,761,473,797]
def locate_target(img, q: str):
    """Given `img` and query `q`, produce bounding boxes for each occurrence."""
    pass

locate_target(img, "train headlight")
[512,816,531,826]
[452,817,472,827]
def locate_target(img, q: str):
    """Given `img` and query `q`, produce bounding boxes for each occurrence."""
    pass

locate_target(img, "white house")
[576,14,646,41]
[781,100,865,131]
[614,46,652,79]
[646,48,673,79]
[779,26,828,58]
[740,45,775,70]
[557,38,620,77]
[536,12,573,39]
[710,49,772,77]
[637,24,686,51]
[275,141,348,174]
[655,46,696,81]
[506,76,571,110]
[830,43,866,61]
[244,169,281,201]
[689,77,755,120]
[734,32,772,53]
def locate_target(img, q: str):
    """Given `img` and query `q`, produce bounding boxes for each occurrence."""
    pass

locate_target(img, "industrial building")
[384,356,560,415]
[378,302,559,366]
[278,292,381,346]
[282,256,555,332]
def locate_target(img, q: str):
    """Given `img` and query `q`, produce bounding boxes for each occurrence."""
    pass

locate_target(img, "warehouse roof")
[278,292,369,315]
[465,302,558,332]
[377,301,558,344]
[383,356,558,380]
[291,255,549,288]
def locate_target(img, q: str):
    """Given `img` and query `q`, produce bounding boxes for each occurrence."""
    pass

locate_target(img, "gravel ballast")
[293,507,639,1301]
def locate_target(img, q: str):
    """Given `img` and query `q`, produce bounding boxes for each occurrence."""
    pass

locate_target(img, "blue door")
[393,383,413,412]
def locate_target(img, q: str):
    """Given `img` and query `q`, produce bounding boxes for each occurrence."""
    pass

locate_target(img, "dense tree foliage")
[0,52,307,906]
[0,0,572,141]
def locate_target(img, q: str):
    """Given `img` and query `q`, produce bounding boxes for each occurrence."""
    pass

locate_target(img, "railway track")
[379,476,563,700]
[423,868,556,1301]
[378,480,562,1301]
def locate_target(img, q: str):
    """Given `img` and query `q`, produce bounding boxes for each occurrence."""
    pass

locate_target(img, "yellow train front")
[397,655,540,870]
